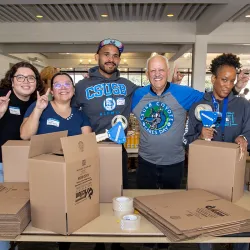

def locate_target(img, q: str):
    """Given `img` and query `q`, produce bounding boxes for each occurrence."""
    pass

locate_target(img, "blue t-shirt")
[24,102,91,136]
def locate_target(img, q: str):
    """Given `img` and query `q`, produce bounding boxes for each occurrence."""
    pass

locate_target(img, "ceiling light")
[36,15,43,18]
[151,52,158,57]
[245,15,250,17]
[88,59,92,63]
[167,14,174,17]
[124,68,128,71]
[66,53,70,55]
[80,59,83,63]
[101,14,108,17]
[123,59,127,63]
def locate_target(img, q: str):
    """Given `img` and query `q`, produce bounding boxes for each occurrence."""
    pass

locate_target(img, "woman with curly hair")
[184,53,250,250]
[0,61,44,250]
[0,61,44,161]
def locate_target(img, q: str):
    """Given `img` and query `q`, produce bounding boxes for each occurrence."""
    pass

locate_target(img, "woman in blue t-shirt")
[20,72,91,139]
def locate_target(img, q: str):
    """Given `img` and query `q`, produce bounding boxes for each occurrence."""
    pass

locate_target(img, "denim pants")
[136,156,184,189]
[0,163,10,250]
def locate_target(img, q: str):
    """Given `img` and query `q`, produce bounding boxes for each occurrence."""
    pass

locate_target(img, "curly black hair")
[0,61,45,100]
[209,53,242,76]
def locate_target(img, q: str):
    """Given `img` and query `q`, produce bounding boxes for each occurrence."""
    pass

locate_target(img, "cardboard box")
[2,140,30,182]
[28,131,100,235]
[0,182,31,237]
[245,156,250,191]
[98,143,122,203]
[2,140,123,203]
[188,140,246,202]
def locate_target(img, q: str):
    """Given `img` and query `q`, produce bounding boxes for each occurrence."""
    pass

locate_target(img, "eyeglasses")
[14,75,36,83]
[53,82,72,89]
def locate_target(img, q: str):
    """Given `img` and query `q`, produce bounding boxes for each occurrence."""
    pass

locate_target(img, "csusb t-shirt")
[24,102,91,136]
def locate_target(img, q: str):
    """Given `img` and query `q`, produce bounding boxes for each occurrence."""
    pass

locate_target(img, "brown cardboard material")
[2,141,30,182]
[98,142,122,203]
[245,156,250,191]
[188,140,246,202]
[2,139,123,203]
[0,182,31,237]
[134,189,250,242]
[28,131,100,235]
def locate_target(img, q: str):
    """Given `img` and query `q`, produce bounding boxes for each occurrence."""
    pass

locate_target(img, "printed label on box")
[75,161,94,204]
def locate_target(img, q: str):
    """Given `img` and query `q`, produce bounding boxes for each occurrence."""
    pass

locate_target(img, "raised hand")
[172,66,185,84]
[0,90,11,119]
[35,88,50,110]
[235,69,250,92]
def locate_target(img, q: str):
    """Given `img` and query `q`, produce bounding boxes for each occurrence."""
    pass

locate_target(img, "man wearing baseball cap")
[73,38,137,250]
[74,39,137,190]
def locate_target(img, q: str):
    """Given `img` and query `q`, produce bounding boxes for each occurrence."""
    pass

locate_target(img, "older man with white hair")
[132,54,205,189]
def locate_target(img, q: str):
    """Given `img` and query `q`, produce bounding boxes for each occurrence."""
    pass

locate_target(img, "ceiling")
[0,3,249,23]
[0,0,250,68]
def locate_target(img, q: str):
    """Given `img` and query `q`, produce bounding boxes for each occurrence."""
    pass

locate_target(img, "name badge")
[117,98,125,106]
[9,106,21,115]
[47,118,60,127]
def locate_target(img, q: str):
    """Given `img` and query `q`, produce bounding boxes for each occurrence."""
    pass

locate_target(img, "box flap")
[29,131,68,158]
[60,133,100,234]
[31,154,65,163]
[2,140,30,147]
[191,140,240,149]
[60,133,98,164]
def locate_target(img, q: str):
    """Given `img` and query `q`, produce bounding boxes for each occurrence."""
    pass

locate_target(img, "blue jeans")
[0,162,10,250]
[199,243,249,250]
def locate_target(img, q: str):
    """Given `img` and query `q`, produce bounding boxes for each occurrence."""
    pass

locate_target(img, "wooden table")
[2,190,250,243]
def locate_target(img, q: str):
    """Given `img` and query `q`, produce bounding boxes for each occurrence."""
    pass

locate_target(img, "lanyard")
[211,95,228,141]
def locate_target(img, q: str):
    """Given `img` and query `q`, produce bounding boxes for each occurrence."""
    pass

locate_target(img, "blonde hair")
[40,66,58,82]
[40,66,58,90]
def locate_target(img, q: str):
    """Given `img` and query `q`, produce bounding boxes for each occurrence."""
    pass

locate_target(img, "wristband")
[239,135,248,143]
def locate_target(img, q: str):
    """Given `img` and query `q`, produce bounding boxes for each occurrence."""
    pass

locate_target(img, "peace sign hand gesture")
[0,90,11,119]
[36,88,50,110]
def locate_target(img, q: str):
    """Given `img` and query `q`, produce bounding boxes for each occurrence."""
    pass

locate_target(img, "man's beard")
[99,61,118,75]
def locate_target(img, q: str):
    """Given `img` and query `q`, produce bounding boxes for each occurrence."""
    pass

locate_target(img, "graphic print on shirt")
[140,101,174,135]
[85,82,127,117]
[85,83,127,100]
[214,112,237,127]
[103,97,116,111]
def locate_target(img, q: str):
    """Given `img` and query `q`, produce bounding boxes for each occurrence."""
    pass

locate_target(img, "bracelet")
[239,135,248,143]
